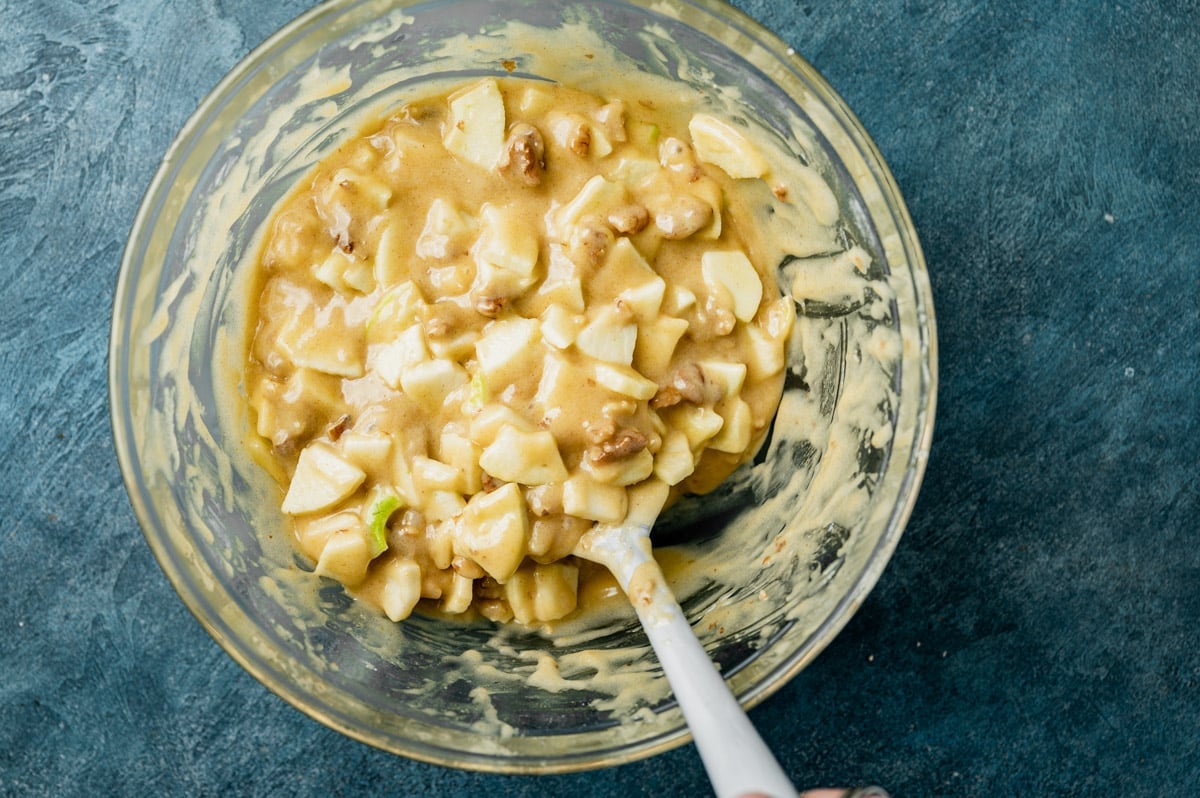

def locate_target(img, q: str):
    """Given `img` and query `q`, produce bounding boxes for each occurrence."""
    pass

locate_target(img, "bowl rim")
[109,0,937,774]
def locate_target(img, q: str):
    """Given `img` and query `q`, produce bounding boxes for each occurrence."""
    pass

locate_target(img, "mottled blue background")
[1,0,1197,795]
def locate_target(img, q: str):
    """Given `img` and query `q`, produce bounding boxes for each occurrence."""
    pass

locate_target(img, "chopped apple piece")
[474,204,538,278]
[278,303,364,378]
[548,175,626,241]
[672,405,726,449]
[371,324,429,390]
[689,113,770,179]
[468,403,536,447]
[400,358,468,412]
[416,198,477,260]
[329,167,393,210]
[540,304,585,349]
[535,245,585,313]
[633,315,689,379]
[740,322,788,380]
[581,446,653,486]
[479,425,569,485]
[365,281,422,342]
[282,443,366,515]
[424,489,467,522]
[624,478,670,527]
[443,78,506,170]
[412,455,464,495]
[575,308,637,366]
[592,362,659,401]
[438,429,482,494]
[380,558,422,621]
[315,527,371,587]
[441,572,475,614]
[562,473,627,523]
[339,432,392,481]
[474,316,542,386]
[653,430,696,486]
[663,283,697,315]
[457,482,529,581]
[506,561,580,624]
[710,397,753,454]
[701,250,763,323]
[698,361,747,400]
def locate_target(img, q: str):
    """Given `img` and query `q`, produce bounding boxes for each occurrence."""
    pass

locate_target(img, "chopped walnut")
[473,294,507,317]
[588,427,649,463]
[607,203,650,234]
[500,122,545,186]
[326,414,351,441]
[651,363,708,408]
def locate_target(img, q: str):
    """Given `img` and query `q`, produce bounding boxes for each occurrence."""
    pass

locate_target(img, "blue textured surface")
[2,1,1197,795]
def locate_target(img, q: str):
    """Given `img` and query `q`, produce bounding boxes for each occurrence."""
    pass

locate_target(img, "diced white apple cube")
[424,489,467,522]
[581,446,654,486]
[282,443,367,515]
[623,478,670,527]
[474,316,542,386]
[338,432,392,481]
[415,198,477,261]
[371,324,429,390]
[278,303,364,378]
[315,527,371,587]
[710,397,753,454]
[426,519,455,570]
[619,278,666,323]
[534,245,585,313]
[373,217,408,287]
[673,405,726,449]
[479,425,569,485]
[294,511,358,563]
[438,429,482,494]
[457,482,529,581]
[443,78,506,170]
[592,362,659,401]
[740,322,787,380]
[539,304,584,349]
[701,250,763,323]
[506,561,580,624]
[663,284,697,315]
[468,403,535,447]
[575,309,637,366]
[633,315,689,379]
[400,358,468,411]
[441,572,475,615]
[388,449,420,507]
[653,430,697,486]
[380,558,423,622]
[699,361,747,400]
[548,175,626,241]
[474,204,538,278]
[330,167,393,210]
[365,281,422,342]
[341,261,375,294]
[689,113,770,179]
[562,473,627,523]
[412,455,464,495]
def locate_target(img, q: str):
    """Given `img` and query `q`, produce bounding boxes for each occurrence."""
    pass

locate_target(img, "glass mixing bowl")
[109,0,936,773]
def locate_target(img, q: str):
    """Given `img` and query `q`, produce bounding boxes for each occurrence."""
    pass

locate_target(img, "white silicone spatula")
[574,522,798,798]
